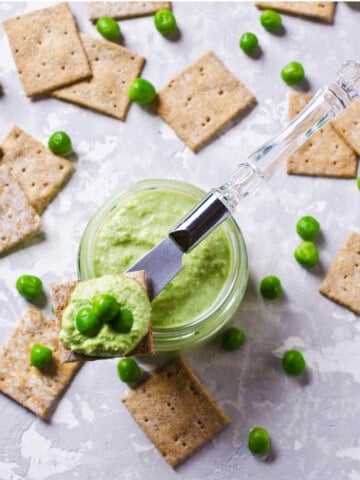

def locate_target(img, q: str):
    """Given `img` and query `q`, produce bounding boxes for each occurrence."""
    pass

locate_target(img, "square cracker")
[0,165,42,255]
[286,93,357,178]
[86,2,171,21]
[319,232,360,315]
[0,305,82,419]
[332,99,360,156]
[155,50,255,152]
[255,2,335,23]
[122,358,230,468]
[50,271,154,363]
[52,34,145,120]
[3,3,91,97]
[0,126,74,214]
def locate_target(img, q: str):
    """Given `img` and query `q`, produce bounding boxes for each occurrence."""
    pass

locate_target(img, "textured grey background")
[0,2,360,479]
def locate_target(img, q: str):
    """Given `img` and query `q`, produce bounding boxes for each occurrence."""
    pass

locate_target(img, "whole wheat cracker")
[0,126,74,214]
[3,3,91,97]
[50,271,154,363]
[52,34,145,120]
[286,93,357,178]
[122,357,230,468]
[86,2,171,21]
[332,99,360,156]
[0,305,82,419]
[319,232,360,315]
[155,50,255,152]
[0,165,42,255]
[255,2,335,23]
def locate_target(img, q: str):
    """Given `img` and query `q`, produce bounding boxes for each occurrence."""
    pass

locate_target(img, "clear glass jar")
[78,179,248,352]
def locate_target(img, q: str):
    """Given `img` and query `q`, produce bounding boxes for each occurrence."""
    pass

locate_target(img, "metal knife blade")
[126,236,183,300]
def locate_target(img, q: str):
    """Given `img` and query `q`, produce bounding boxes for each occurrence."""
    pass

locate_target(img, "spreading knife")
[127,61,360,300]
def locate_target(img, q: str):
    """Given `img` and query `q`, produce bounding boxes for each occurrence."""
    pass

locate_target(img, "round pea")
[96,16,120,41]
[48,131,72,155]
[154,8,177,34]
[110,307,134,333]
[282,349,306,376]
[128,78,156,105]
[281,61,305,85]
[296,215,320,241]
[222,327,245,351]
[260,275,282,300]
[260,9,282,30]
[239,32,259,53]
[16,275,43,300]
[93,294,119,322]
[357,178,360,190]
[117,358,141,383]
[248,427,271,455]
[294,241,319,268]
[75,305,102,336]
[30,343,52,369]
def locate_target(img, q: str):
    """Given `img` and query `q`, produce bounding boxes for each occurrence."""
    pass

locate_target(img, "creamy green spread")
[59,275,151,356]
[93,189,232,328]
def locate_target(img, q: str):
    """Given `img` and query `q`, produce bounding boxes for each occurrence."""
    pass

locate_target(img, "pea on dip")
[59,275,151,356]
[93,189,232,329]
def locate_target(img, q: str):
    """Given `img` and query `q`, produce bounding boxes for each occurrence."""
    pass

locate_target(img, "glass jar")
[78,179,248,352]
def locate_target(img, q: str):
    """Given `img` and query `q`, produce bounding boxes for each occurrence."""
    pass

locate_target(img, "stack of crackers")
[0,126,74,255]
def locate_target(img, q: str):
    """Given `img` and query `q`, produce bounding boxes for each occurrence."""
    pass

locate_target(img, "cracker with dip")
[50,272,154,362]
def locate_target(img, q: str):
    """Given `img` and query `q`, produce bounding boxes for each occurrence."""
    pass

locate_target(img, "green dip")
[93,189,232,328]
[59,275,151,356]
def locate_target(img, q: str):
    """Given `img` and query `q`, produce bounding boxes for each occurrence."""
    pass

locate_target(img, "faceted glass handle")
[217,61,360,212]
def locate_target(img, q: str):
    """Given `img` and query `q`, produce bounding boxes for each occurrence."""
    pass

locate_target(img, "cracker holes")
[95,57,99,62]
[31,182,35,187]
[15,48,19,54]
[130,56,135,61]
[113,104,117,109]
[144,417,149,423]
[201,116,211,127]
[199,66,204,76]
[1,236,6,242]
[36,73,41,78]
[181,441,187,448]
[71,51,75,56]
[344,274,348,279]
[59,164,64,170]
[21,167,26,173]
[333,161,337,165]
[189,385,198,395]
[7,213,13,220]
[166,372,172,379]
[196,419,205,429]
[219,89,224,95]
[61,66,65,71]
[14,132,20,139]
[335,144,339,149]
[64,30,68,35]
[305,159,309,164]
[43,182,49,188]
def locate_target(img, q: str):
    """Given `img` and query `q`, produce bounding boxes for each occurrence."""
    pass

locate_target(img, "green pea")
[281,61,305,85]
[296,215,320,241]
[294,241,319,268]
[110,307,134,333]
[154,8,177,34]
[96,16,120,41]
[16,275,43,300]
[128,78,156,105]
[222,327,245,351]
[48,131,72,155]
[30,343,52,369]
[75,305,102,336]
[260,275,282,300]
[357,178,360,190]
[117,358,141,383]
[260,9,282,30]
[248,427,271,455]
[239,32,259,53]
[93,294,119,322]
[282,349,306,376]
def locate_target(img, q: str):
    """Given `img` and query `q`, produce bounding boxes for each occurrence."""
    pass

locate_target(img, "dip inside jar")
[92,188,232,329]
